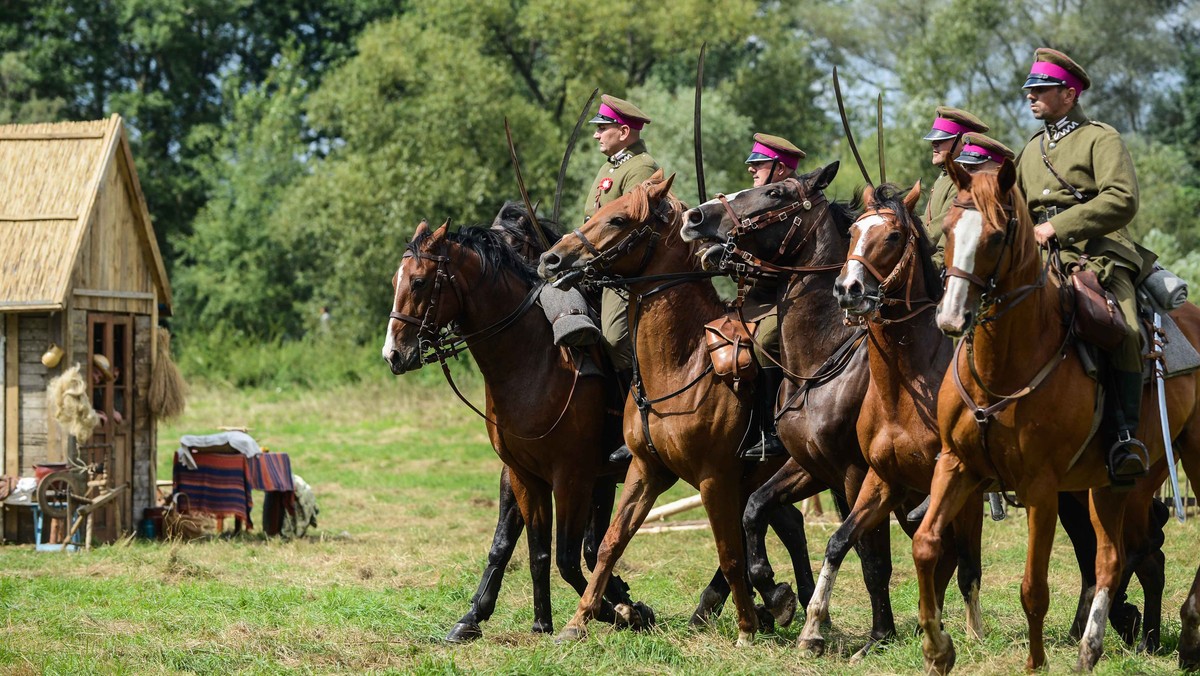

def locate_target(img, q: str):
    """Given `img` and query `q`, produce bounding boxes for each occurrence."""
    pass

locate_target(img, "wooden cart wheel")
[36,470,88,519]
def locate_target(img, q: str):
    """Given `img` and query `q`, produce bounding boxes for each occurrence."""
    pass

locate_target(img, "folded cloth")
[176,431,263,469]
[173,453,250,524]
[1141,266,1188,311]
[540,285,601,347]
[245,453,294,492]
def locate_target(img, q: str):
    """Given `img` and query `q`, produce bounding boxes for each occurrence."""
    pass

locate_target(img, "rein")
[388,243,580,441]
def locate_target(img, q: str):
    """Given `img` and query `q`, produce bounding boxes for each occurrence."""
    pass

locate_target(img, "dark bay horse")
[383,219,636,639]
[681,164,913,656]
[538,171,805,646]
[916,162,1200,673]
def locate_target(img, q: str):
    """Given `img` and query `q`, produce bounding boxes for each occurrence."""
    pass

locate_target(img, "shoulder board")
[1087,120,1119,133]
[1027,128,1046,142]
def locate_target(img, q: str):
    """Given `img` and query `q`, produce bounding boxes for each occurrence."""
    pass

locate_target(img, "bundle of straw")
[149,327,188,420]
[47,364,99,441]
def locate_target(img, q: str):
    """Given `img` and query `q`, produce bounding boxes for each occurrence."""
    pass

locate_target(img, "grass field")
[0,375,1196,675]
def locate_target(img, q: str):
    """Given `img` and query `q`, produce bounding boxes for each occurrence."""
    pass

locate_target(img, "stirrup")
[1107,431,1149,488]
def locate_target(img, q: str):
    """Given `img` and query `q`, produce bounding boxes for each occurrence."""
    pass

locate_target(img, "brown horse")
[539,171,794,646]
[384,219,637,639]
[681,165,928,655]
[820,181,987,651]
[914,161,1200,672]
[1183,567,1200,669]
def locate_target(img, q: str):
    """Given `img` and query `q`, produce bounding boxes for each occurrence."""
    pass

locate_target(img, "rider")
[740,133,806,460]
[1015,47,1150,486]
[922,107,990,268]
[585,95,661,465]
[952,133,1015,174]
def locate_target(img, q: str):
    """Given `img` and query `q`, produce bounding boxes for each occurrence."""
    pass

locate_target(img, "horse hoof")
[765,583,798,627]
[445,621,483,644]
[797,635,826,657]
[923,633,956,675]
[755,604,776,634]
[1112,605,1141,647]
[632,601,656,630]
[736,631,754,647]
[532,620,553,634]
[554,625,586,644]
[689,587,726,628]
[1138,632,1160,655]
[850,637,885,664]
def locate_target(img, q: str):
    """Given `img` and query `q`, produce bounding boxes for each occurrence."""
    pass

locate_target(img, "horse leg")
[951,491,985,640]
[511,472,555,634]
[1058,492,1098,642]
[1181,565,1200,670]
[699,473,759,647]
[690,569,731,628]
[584,478,635,607]
[447,466,524,643]
[554,479,619,625]
[913,453,985,676]
[555,457,676,643]
[799,468,897,658]
[1134,545,1165,653]
[1076,487,1128,671]
[740,458,821,629]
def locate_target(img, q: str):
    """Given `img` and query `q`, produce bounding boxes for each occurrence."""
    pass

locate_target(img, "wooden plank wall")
[17,314,50,473]
[74,151,155,307]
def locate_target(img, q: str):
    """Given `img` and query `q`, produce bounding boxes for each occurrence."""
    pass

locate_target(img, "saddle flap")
[704,313,758,384]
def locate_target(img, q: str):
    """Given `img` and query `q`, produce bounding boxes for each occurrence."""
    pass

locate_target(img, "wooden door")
[87,313,133,541]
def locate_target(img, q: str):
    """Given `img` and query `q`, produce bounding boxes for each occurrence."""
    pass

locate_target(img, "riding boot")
[1106,368,1150,489]
[608,368,635,464]
[740,366,786,460]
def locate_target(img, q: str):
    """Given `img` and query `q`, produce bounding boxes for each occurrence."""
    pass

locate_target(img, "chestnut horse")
[1183,568,1200,669]
[384,220,639,639]
[915,161,1200,673]
[681,165,932,656]
[821,181,987,650]
[539,171,803,646]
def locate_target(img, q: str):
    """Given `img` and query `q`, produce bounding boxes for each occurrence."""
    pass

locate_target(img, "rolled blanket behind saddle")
[539,285,601,347]
[1141,266,1188,311]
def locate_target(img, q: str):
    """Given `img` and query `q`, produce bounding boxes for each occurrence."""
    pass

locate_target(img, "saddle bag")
[704,313,758,385]
[1071,269,1127,351]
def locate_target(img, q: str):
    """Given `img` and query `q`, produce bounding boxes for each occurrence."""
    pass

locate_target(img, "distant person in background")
[318,306,332,334]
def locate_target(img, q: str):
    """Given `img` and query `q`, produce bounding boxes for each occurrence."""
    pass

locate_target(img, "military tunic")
[1015,104,1142,369]
[583,139,660,371]
[922,172,953,269]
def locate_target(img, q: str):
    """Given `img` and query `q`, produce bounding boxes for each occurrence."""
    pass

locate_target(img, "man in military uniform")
[1015,47,1149,485]
[952,133,1015,174]
[922,107,990,268]
[741,133,806,459]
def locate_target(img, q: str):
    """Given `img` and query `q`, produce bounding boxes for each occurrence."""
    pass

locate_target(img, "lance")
[504,117,551,252]
[552,88,599,225]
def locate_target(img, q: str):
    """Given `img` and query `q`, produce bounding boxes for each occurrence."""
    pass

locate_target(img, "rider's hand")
[1033,222,1057,247]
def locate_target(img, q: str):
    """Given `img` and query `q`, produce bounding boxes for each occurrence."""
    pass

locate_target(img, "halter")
[843,206,936,325]
[713,178,842,281]
[567,193,677,282]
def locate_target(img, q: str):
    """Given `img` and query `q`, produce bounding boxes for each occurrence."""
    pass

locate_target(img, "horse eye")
[987,231,1005,246]
[885,230,902,243]
[609,216,626,227]
[767,189,781,199]
[411,277,427,290]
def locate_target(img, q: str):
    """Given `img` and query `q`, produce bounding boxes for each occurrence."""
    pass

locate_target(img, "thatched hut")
[0,115,171,543]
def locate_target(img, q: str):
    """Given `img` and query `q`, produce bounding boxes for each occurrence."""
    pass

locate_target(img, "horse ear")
[648,172,676,201]
[433,219,451,238]
[903,180,922,214]
[648,167,665,182]
[947,157,971,192]
[808,161,840,192]
[861,183,876,207]
[414,220,430,237]
[998,159,1016,194]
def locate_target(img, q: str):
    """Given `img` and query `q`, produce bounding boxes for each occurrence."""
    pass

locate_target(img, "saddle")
[704,312,758,387]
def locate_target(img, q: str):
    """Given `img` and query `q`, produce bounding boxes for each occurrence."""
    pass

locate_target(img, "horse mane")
[828,197,861,239]
[407,223,542,286]
[968,171,1038,279]
[869,183,944,302]
[491,200,562,257]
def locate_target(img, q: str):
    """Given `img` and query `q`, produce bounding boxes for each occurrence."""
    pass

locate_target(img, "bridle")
[565,193,678,282]
[843,205,936,325]
[712,177,842,280]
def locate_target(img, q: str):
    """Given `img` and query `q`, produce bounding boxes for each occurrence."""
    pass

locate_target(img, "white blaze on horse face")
[843,214,888,288]
[938,210,983,328]
[382,261,405,360]
[682,187,756,241]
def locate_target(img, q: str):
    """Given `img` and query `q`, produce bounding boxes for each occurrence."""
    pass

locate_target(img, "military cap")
[953,133,1016,167]
[1023,47,1091,93]
[922,106,989,142]
[588,94,651,130]
[745,133,805,170]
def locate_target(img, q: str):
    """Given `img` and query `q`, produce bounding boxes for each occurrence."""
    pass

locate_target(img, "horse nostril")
[686,209,704,226]
[962,310,974,326]
[540,251,561,270]
[845,279,863,297]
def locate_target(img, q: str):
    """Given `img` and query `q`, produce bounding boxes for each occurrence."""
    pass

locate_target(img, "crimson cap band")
[588,95,651,130]
[922,106,989,142]
[953,134,1015,166]
[745,133,804,170]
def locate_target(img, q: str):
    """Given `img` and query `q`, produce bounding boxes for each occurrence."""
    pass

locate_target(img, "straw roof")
[0,114,170,312]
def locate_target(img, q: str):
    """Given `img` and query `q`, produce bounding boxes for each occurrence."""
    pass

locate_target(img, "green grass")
[0,378,1196,674]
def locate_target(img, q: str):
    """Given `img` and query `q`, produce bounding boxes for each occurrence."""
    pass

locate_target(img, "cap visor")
[954,155,987,166]
[745,152,773,164]
[588,113,616,125]
[923,129,955,142]
[1022,75,1062,89]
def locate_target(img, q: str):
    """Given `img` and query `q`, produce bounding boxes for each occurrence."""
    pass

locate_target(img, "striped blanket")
[246,453,294,492]
[173,453,250,523]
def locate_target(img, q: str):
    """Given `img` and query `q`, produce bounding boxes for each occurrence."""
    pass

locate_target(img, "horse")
[1183,567,1200,669]
[914,159,1200,673]
[538,170,811,646]
[680,163,915,656]
[383,217,639,640]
